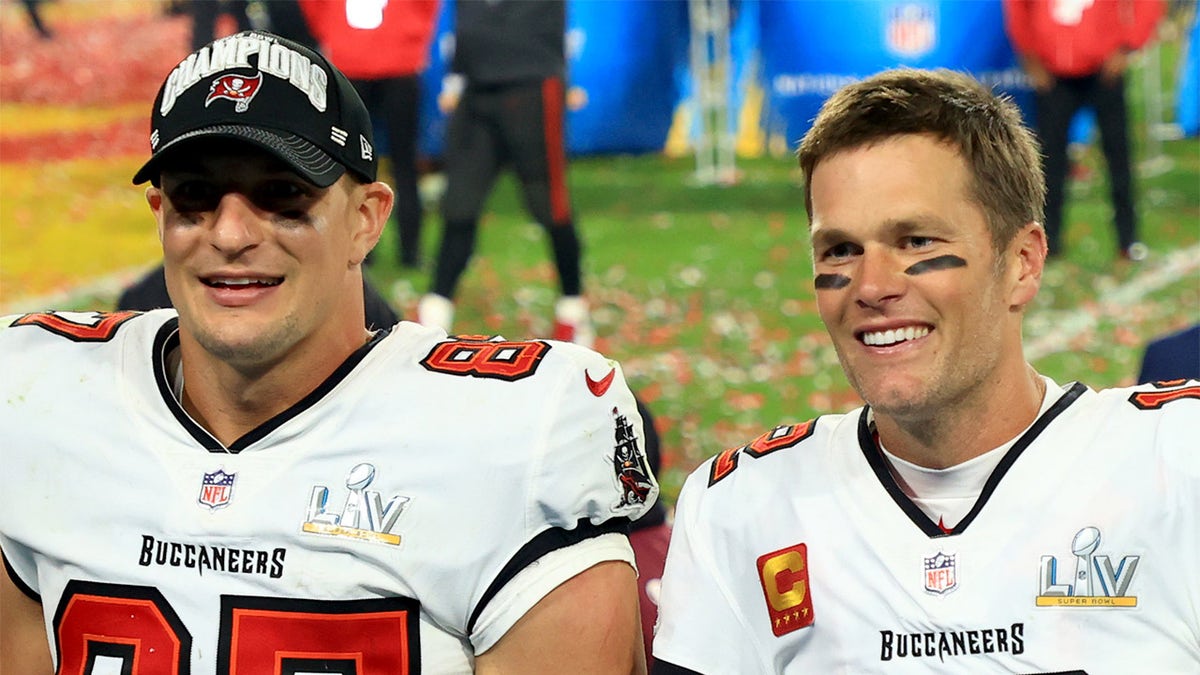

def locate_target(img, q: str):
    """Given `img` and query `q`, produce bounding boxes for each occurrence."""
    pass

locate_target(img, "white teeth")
[863,326,929,346]
[211,278,281,287]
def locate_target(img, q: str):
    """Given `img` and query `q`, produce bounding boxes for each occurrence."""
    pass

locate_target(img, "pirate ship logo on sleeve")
[611,407,654,509]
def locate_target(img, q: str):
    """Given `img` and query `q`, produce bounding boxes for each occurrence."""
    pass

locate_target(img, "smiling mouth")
[859,326,931,346]
[203,277,283,289]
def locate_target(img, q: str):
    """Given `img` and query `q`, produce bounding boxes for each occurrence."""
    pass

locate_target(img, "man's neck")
[874,366,1047,470]
[175,328,372,447]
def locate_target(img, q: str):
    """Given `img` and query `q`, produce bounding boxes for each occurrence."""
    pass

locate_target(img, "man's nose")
[854,245,906,309]
[209,192,265,257]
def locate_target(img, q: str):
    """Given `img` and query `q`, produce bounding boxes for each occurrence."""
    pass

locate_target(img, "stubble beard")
[193,313,302,374]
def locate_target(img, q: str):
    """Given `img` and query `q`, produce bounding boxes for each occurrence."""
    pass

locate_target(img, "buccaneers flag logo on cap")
[205,73,263,112]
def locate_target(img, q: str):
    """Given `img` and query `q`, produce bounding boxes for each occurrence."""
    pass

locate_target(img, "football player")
[0,31,657,674]
[652,68,1199,672]
[417,0,593,346]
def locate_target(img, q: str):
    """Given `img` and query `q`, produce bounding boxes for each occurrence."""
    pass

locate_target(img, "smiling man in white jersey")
[0,30,657,674]
[651,68,1199,673]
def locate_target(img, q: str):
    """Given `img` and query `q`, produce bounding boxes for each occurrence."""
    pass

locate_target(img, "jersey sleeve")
[1,538,40,602]
[469,344,659,653]
[1149,380,1200,635]
[653,466,764,674]
[535,349,658,528]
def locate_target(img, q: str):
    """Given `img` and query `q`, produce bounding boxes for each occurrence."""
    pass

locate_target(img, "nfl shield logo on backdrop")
[885,3,936,59]
[198,469,236,510]
[924,552,957,595]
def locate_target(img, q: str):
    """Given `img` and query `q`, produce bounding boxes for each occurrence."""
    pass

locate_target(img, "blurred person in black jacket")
[418,0,593,346]
[1138,323,1200,384]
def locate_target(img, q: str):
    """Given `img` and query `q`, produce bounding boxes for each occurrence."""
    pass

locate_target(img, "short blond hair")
[797,68,1045,253]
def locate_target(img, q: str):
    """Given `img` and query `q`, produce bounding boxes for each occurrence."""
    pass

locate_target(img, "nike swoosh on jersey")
[585,367,616,397]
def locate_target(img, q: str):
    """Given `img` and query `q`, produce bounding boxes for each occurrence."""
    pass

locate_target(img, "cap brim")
[132,124,346,187]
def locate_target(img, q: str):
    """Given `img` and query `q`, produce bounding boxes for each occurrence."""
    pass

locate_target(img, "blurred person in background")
[260,0,318,49]
[187,0,251,51]
[20,0,53,39]
[1003,0,1166,261]
[301,0,441,269]
[417,0,593,346]
[630,397,671,671]
[1139,323,1200,383]
[652,67,1199,672]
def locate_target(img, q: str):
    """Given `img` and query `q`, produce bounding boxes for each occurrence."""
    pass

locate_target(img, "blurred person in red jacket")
[1003,0,1165,261]
[302,0,441,269]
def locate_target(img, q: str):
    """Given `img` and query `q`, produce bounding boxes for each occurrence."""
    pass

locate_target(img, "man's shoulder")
[683,411,858,501]
[367,324,657,506]
[1052,380,1199,469]
[0,310,172,425]
[0,309,170,361]
[389,327,623,402]
[1082,379,1200,419]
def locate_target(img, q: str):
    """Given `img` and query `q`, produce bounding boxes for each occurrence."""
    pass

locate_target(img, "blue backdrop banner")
[757,0,1030,146]
[417,0,1195,156]
[418,0,688,159]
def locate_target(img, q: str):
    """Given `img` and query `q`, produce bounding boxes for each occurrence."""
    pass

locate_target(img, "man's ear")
[348,180,394,266]
[146,186,166,244]
[1008,222,1047,311]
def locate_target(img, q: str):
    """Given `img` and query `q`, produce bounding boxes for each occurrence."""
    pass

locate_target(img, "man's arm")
[475,560,646,675]
[0,559,51,675]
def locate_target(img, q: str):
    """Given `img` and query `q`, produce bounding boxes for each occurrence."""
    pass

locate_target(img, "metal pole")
[688,0,737,185]
[1139,31,1174,176]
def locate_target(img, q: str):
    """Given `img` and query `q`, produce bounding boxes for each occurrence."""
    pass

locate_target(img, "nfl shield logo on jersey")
[923,552,957,595]
[198,469,236,510]
[885,3,937,58]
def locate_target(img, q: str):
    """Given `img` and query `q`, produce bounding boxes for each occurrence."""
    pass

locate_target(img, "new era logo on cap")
[133,31,376,188]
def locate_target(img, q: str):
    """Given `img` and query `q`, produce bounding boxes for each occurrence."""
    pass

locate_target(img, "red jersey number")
[13,311,137,343]
[1128,383,1200,410]
[53,581,420,675]
[420,337,550,381]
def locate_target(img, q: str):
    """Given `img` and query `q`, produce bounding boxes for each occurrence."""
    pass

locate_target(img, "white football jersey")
[653,378,1200,673]
[0,309,659,673]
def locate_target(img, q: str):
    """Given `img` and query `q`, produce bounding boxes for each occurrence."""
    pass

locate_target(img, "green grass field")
[1,2,1197,503]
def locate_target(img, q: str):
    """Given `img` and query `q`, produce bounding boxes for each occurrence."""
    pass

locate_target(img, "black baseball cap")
[133,31,376,187]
